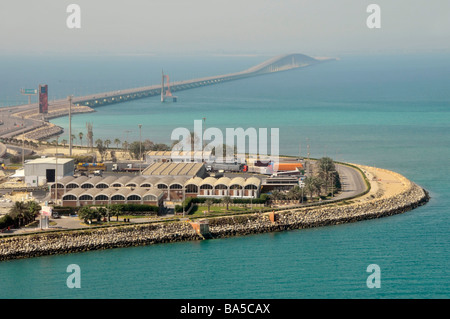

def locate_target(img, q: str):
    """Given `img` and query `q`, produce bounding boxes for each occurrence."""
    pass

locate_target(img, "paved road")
[334,163,367,200]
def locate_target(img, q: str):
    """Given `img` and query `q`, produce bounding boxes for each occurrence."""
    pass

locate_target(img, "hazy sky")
[1,0,449,56]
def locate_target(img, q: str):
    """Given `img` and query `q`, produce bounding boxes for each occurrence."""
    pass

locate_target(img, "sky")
[0,0,449,56]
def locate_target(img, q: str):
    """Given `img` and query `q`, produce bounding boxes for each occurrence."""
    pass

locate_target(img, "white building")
[24,157,74,187]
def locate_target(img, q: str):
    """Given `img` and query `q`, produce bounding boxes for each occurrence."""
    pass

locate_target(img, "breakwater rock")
[0,221,198,261]
[208,182,429,238]
[0,180,429,261]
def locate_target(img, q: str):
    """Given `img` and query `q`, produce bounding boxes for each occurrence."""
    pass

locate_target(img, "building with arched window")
[61,186,164,208]
[59,174,261,208]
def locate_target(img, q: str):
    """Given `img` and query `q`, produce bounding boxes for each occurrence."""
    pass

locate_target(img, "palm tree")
[303,177,316,200]
[78,206,97,224]
[222,196,232,211]
[95,139,103,147]
[111,205,122,221]
[86,122,94,152]
[61,139,68,148]
[287,186,302,201]
[79,132,83,146]
[314,176,325,197]
[96,207,107,221]
[105,205,113,222]
[270,190,285,201]
[26,201,41,222]
[318,157,336,194]
[9,201,27,227]
[204,199,214,213]
[95,139,107,161]
[114,138,121,149]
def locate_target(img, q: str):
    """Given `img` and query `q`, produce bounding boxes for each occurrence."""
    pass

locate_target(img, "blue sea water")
[0,53,449,299]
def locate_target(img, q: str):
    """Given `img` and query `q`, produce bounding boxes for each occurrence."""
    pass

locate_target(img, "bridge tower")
[161,70,165,102]
[161,70,177,103]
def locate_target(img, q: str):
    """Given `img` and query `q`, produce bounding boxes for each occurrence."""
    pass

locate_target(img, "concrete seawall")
[0,167,429,261]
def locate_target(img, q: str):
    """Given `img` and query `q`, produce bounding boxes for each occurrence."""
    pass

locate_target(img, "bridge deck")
[0,53,335,140]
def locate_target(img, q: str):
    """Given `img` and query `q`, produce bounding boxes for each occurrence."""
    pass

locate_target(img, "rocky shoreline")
[0,176,429,261]
[209,182,429,238]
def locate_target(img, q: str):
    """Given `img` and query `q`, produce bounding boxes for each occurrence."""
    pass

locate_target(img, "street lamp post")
[68,95,73,156]
[22,135,25,167]
[54,136,58,205]
[202,117,206,163]
[138,124,142,175]
[182,187,185,217]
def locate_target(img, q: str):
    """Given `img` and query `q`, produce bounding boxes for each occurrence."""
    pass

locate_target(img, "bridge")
[0,53,335,140]
[24,53,326,109]
[74,53,327,107]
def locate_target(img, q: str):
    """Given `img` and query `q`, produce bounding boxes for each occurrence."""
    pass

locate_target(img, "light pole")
[301,185,304,204]
[68,95,73,156]
[182,187,185,217]
[54,136,58,205]
[202,117,206,162]
[22,134,25,168]
[138,124,142,175]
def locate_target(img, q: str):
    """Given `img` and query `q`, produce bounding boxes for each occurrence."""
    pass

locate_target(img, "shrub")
[0,214,14,229]
[174,205,182,213]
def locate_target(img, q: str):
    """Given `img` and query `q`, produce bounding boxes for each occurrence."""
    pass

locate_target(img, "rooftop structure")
[141,162,206,178]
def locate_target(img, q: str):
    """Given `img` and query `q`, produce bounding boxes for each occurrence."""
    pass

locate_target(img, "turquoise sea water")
[0,54,449,299]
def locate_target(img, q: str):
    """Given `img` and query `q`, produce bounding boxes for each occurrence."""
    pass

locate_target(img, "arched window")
[95,195,109,201]
[185,184,198,193]
[62,195,77,201]
[79,195,93,201]
[81,184,94,189]
[127,195,141,201]
[111,195,125,201]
